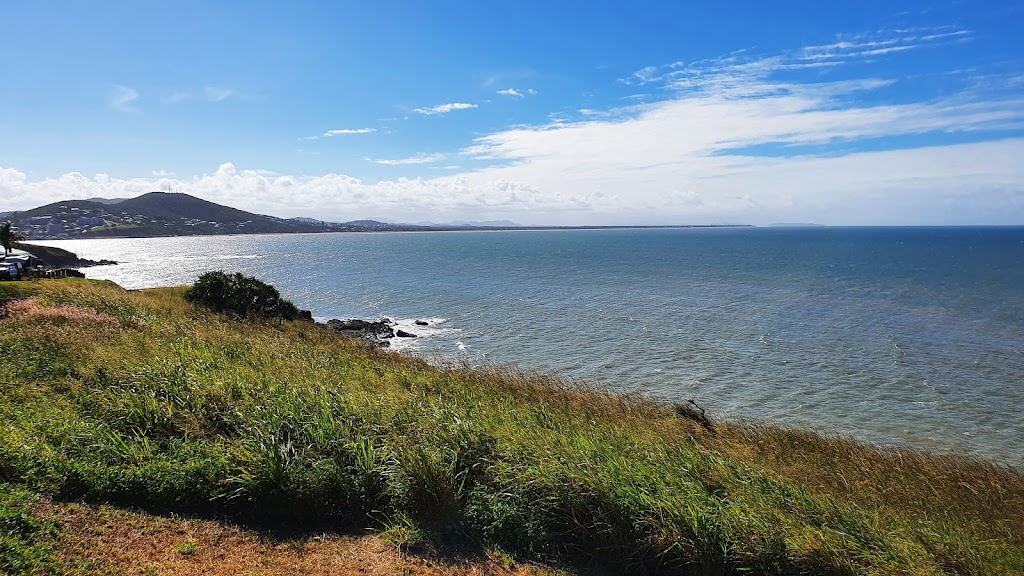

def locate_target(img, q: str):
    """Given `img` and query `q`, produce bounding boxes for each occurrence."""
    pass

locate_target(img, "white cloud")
[323,128,376,136]
[204,86,235,102]
[373,153,445,166]
[151,169,174,177]
[110,85,139,110]
[412,102,477,115]
[0,163,593,223]
[497,88,537,98]
[5,27,1021,226]
[443,66,1024,224]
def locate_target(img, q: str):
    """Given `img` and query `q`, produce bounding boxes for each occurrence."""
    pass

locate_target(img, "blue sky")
[1,0,1023,225]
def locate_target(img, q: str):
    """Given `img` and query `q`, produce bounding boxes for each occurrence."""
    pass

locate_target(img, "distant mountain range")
[1,192,527,240]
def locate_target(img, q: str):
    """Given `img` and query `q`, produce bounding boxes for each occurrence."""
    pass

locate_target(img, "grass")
[0,484,59,574]
[1,278,1022,575]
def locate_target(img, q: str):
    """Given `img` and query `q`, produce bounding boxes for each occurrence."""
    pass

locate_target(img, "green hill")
[5,192,333,238]
[114,192,290,225]
[17,199,107,218]
[1,278,1022,575]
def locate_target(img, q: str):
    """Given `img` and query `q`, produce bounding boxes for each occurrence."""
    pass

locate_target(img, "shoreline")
[1,278,1022,574]
[16,231,1024,467]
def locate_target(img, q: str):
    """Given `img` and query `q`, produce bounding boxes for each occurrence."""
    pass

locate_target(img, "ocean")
[30,226,1024,467]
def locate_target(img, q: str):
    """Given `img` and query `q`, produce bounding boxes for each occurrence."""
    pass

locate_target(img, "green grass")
[0,484,59,574]
[88,223,138,232]
[1,279,1022,575]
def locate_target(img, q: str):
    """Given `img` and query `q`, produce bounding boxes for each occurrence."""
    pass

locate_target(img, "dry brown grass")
[43,500,564,576]
[717,422,1024,545]
[3,297,118,326]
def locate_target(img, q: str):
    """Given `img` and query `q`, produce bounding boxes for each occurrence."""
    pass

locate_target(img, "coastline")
[1,278,1022,574]
[21,228,1024,469]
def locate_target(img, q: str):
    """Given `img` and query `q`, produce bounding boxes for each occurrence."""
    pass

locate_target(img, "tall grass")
[1,279,1022,574]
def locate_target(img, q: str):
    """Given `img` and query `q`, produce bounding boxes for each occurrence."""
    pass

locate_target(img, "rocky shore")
[323,317,426,346]
[20,243,117,268]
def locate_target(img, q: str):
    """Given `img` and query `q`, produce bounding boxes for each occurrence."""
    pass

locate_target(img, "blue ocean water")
[32,227,1024,466]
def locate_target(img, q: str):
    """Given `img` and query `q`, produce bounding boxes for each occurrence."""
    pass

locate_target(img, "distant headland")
[2,191,750,240]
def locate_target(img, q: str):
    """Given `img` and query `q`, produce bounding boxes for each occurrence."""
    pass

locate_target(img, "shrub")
[184,271,300,321]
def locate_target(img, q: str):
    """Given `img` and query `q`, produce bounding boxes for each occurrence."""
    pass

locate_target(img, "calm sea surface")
[31,227,1024,466]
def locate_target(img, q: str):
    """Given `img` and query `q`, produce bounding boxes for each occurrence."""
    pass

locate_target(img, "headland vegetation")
[1,276,1021,575]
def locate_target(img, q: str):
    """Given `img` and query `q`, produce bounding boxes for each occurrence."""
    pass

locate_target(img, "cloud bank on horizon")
[1,2,1022,225]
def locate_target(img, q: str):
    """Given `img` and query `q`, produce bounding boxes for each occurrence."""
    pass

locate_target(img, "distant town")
[17,204,261,239]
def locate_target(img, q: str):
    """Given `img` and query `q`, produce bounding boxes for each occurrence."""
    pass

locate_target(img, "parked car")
[0,262,19,280]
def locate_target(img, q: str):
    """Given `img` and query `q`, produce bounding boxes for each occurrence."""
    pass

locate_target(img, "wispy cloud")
[204,86,235,102]
[497,88,537,98]
[110,85,139,110]
[166,90,192,103]
[413,102,477,115]
[621,27,975,95]
[151,169,174,177]
[324,128,376,136]
[372,153,445,165]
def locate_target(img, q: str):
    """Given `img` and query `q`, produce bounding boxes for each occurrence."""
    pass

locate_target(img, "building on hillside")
[78,216,105,227]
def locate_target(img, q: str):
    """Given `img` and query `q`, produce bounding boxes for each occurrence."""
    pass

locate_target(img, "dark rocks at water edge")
[395,329,417,338]
[415,320,429,326]
[325,317,413,346]
[19,243,116,268]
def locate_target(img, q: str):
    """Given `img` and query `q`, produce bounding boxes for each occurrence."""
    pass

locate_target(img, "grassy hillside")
[14,199,108,219]
[1,279,1022,575]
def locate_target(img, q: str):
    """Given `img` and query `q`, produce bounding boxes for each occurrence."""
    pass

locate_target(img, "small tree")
[185,271,300,320]
[0,222,25,256]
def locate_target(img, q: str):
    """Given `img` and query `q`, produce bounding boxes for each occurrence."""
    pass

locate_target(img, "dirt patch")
[45,501,561,576]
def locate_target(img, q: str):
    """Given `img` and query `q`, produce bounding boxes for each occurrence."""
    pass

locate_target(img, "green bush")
[184,271,300,320]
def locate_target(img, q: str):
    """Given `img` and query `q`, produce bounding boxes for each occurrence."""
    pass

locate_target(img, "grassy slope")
[0,279,1021,575]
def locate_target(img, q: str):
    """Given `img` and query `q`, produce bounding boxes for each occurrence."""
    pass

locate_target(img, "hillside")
[3,192,367,239]
[114,192,289,224]
[1,278,1022,575]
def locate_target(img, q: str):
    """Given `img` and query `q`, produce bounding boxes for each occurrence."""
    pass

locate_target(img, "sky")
[1,1,1023,226]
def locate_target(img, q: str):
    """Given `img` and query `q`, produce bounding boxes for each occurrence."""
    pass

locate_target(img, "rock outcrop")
[325,318,396,346]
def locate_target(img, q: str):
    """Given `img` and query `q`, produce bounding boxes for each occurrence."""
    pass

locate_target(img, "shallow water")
[31,226,1024,466]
